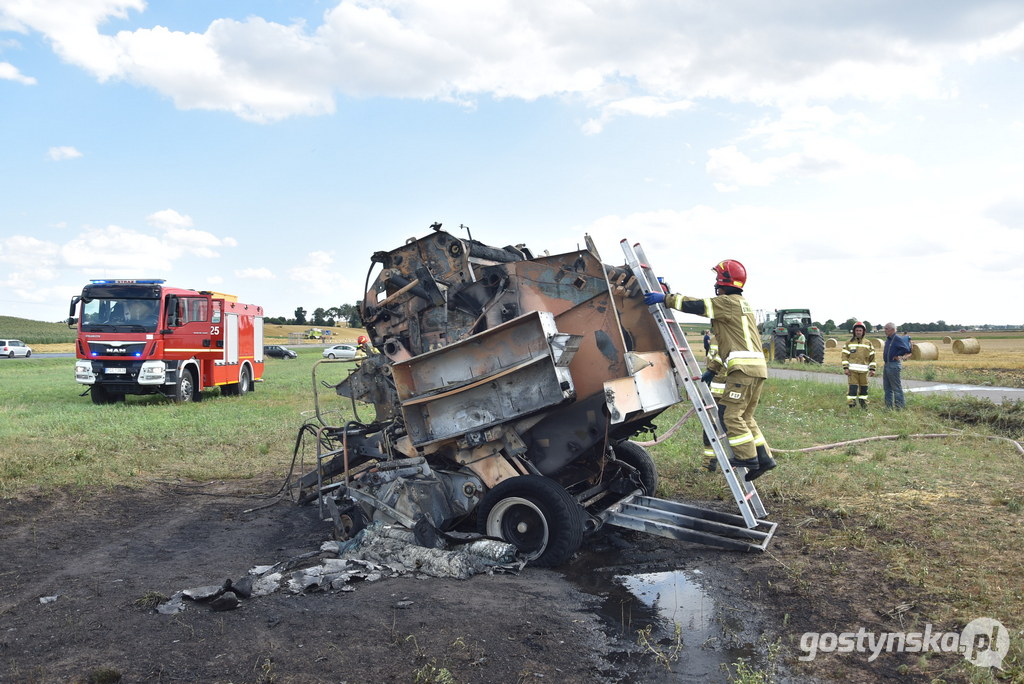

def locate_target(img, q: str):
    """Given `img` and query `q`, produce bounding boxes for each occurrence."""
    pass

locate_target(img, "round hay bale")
[911,341,939,361]
[869,338,883,350]
[942,336,952,344]
[825,337,838,349]
[952,338,981,355]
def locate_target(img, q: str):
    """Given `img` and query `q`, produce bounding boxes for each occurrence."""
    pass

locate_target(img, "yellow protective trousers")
[720,373,768,462]
[847,370,869,406]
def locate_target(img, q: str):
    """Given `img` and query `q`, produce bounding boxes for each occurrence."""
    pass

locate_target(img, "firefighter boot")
[745,445,777,481]
[729,456,760,470]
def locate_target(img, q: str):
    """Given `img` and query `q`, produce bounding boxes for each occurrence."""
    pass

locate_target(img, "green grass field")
[1,345,1022,681]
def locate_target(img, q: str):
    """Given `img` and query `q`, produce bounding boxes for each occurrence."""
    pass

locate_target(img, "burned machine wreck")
[299,226,775,566]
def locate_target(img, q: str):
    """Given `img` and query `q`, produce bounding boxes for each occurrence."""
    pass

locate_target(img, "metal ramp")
[611,239,777,551]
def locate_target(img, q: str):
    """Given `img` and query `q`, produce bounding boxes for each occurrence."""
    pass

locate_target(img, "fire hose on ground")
[635,408,1024,456]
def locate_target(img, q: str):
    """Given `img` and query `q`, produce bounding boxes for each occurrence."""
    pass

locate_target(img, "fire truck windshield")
[81,297,160,332]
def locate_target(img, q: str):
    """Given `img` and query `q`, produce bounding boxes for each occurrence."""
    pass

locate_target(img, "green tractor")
[761,309,825,363]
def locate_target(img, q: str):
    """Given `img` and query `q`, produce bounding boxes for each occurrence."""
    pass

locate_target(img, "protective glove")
[701,370,715,385]
[643,291,666,306]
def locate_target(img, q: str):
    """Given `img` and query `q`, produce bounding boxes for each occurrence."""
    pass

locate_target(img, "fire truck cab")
[68,279,265,404]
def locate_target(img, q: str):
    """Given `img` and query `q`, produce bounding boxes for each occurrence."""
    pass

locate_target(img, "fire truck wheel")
[613,440,659,496]
[477,475,584,567]
[90,385,114,405]
[223,367,251,397]
[174,368,197,403]
[237,367,251,395]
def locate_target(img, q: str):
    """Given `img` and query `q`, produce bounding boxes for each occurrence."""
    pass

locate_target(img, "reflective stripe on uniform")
[848,363,870,372]
[729,432,754,447]
[725,350,765,368]
[704,298,714,318]
[710,381,725,395]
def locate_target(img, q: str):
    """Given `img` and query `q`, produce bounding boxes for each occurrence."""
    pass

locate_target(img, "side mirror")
[66,316,78,328]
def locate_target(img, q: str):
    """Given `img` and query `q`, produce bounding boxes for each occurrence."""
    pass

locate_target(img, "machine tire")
[773,335,788,362]
[613,440,659,495]
[7,351,13,359]
[333,503,368,541]
[477,475,584,567]
[25,350,31,358]
[327,353,337,359]
[174,368,197,403]
[809,335,826,364]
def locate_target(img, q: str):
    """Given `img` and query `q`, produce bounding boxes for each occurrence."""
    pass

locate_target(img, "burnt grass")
[0,481,979,683]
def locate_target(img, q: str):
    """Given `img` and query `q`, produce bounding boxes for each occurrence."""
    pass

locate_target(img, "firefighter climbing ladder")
[607,239,776,551]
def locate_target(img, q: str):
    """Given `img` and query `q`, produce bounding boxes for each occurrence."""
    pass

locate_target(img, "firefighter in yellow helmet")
[842,321,876,408]
[644,260,776,480]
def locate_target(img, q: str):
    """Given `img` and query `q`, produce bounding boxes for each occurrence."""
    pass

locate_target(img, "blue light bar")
[89,279,166,285]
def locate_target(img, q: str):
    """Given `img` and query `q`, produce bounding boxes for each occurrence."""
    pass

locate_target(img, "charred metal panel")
[392,311,577,446]
[604,351,680,425]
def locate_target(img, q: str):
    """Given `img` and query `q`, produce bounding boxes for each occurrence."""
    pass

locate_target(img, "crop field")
[795,331,1024,388]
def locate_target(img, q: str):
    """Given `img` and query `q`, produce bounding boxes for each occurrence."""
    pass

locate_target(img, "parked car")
[322,343,359,360]
[264,345,297,359]
[0,339,32,358]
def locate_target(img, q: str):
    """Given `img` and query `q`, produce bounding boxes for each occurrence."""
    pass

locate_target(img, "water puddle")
[566,548,761,682]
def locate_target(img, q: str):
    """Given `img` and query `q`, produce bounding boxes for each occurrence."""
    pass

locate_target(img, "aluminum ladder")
[606,239,776,551]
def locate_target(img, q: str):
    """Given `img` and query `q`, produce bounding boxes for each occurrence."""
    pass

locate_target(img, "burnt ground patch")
[0,483,970,683]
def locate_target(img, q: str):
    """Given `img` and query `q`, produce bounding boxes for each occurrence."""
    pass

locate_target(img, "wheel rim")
[180,376,193,401]
[240,370,250,392]
[486,496,549,560]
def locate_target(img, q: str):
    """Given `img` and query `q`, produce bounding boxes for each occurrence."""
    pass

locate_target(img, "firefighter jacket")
[842,338,876,373]
[706,343,726,397]
[666,293,767,379]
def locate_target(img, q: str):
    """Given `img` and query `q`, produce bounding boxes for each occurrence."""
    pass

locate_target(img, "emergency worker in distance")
[644,260,776,481]
[841,321,875,409]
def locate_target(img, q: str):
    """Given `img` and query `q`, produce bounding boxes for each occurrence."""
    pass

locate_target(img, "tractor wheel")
[809,335,826,364]
[477,475,584,567]
[613,440,659,495]
[773,336,788,362]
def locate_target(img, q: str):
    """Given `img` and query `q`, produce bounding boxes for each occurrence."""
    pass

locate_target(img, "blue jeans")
[883,361,905,409]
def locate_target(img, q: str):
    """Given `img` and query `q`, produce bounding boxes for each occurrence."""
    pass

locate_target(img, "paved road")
[769,367,1024,405]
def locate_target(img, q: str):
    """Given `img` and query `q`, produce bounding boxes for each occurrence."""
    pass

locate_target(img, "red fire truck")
[68,279,265,404]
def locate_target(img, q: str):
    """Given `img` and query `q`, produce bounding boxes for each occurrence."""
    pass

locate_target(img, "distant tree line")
[810,318,967,334]
[264,304,362,328]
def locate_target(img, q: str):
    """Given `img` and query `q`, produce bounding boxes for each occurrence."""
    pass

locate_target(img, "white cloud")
[287,250,353,296]
[0,60,36,84]
[706,106,918,191]
[2,0,1015,124]
[48,146,82,160]
[146,209,234,258]
[146,208,193,230]
[961,21,1024,62]
[62,224,173,270]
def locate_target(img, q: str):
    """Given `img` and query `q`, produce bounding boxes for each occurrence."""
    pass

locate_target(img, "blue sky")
[2,0,1023,327]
